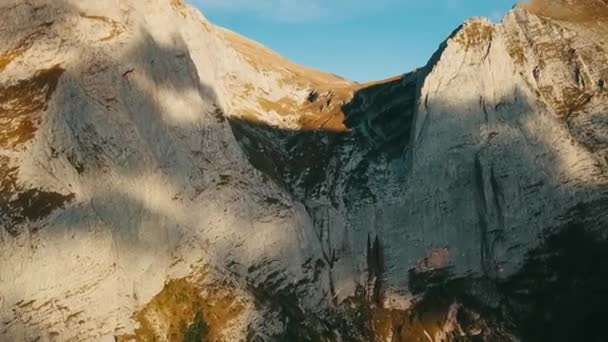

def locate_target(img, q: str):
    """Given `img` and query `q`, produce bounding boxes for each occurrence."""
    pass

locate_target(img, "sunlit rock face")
[1,0,607,341]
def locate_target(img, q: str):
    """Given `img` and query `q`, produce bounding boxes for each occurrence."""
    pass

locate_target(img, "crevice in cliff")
[473,153,493,278]
[472,136,510,279]
[366,234,385,306]
[309,205,339,301]
[119,277,245,342]
[480,96,489,123]
[489,168,506,238]
[0,66,75,236]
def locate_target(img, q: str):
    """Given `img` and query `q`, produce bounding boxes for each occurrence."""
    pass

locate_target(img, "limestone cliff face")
[1,0,607,341]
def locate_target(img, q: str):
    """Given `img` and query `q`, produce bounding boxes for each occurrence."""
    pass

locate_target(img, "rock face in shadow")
[0,0,607,341]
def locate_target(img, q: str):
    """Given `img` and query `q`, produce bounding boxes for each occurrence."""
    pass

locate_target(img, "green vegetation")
[183,312,209,342]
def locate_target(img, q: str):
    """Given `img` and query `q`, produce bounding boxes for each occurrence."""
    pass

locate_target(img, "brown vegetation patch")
[534,42,567,60]
[238,108,265,125]
[454,21,495,50]
[562,86,593,114]
[0,66,74,236]
[258,96,299,117]
[79,13,127,42]
[242,83,255,96]
[220,28,353,91]
[247,88,354,132]
[508,45,527,65]
[0,30,47,73]
[0,65,64,149]
[171,0,187,8]
[298,90,354,132]
[120,278,245,342]
[223,27,419,134]
[538,85,593,118]
[523,0,608,23]
[252,93,352,132]
[226,30,415,134]
[342,296,456,342]
[297,109,347,132]
[234,74,410,134]
[0,156,74,236]
[170,0,189,17]
[374,306,452,341]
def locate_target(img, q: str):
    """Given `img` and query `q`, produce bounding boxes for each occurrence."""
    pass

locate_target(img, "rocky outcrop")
[1,0,607,341]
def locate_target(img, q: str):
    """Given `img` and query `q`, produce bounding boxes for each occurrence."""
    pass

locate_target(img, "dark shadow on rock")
[404,197,608,341]
[227,70,424,206]
[499,198,608,342]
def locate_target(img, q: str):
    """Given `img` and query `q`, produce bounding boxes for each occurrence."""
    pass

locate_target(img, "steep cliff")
[1,0,607,341]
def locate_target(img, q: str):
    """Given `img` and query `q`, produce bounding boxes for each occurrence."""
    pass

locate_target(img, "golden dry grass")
[251,90,354,132]
[170,0,189,18]
[221,25,410,133]
[454,21,495,50]
[120,278,245,342]
[0,66,74,231]
[343,296,455,342]
[0,156,20,206]
[1,154,74,235]
[257,96,299,116]
[0,65,65,149]
[508,45,527,65]
[523,0,608,22]
[297,91,354,132]
[170,0,186,9]
[79,13,127,42]
[0,44,28,73]
[0,31,47,73]
[220,27,354,91]
[238,77,409,133]
[371,306,451,342]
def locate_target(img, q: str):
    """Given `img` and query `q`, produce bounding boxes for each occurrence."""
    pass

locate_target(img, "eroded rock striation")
[1,0,607,341]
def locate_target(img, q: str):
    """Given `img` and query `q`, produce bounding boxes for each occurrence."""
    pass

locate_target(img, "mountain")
[1,0,607,341]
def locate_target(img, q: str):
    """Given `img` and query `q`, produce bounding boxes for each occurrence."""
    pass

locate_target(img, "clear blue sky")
[190,0,520,82]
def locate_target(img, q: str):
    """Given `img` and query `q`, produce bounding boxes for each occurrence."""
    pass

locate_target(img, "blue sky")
[190,0,520,82]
